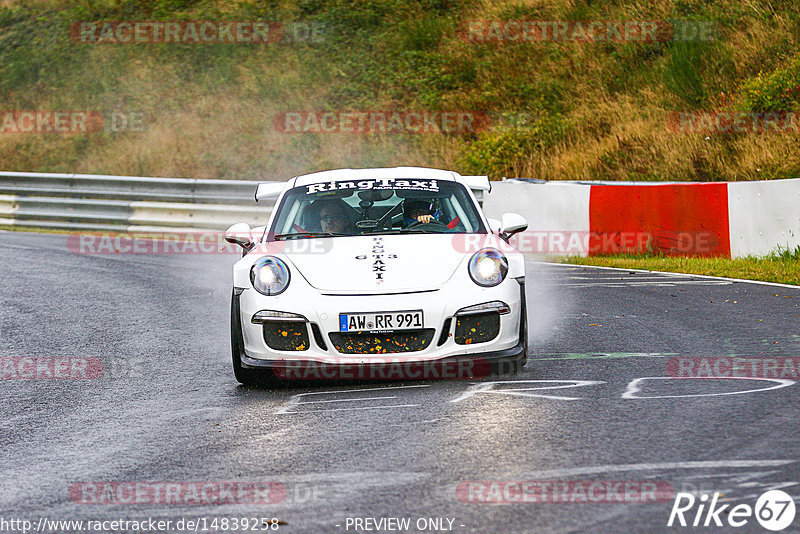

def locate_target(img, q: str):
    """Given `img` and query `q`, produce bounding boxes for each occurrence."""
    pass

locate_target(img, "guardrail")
[0,171,273,232]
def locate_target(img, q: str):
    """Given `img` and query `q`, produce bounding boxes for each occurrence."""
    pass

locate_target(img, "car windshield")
[268,178,486,239]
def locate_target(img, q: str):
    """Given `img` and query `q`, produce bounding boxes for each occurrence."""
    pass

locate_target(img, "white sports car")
[225,167,528,385]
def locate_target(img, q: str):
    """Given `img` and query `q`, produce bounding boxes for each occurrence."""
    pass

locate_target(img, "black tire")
[230,290,271,387]
[507,292,529,374]
[489,304,527,376]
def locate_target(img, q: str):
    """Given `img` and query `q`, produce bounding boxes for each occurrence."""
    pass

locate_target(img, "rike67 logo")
[668,490,796,531]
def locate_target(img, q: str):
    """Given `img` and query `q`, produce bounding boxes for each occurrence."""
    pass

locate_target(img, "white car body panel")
[231,167,527,368]
[285,234,465,293]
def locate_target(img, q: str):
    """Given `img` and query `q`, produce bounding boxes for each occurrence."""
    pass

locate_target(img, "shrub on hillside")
[737,56,800,112]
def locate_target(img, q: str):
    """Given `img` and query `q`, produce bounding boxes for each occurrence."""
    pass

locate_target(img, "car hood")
[281,233,467,293]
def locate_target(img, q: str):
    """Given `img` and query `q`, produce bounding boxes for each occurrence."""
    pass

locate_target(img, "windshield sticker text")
[306,178,439,194]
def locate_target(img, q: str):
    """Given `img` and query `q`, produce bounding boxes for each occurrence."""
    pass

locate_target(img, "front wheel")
[230,290,272,387]
[488,309,527,376]
[510,294,528,373]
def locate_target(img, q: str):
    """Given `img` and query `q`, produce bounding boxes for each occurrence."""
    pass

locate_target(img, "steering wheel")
[404,219,452,231]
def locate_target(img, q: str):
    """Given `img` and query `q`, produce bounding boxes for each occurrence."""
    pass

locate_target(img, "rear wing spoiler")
[254,182,285,202]
[460,175,491,206]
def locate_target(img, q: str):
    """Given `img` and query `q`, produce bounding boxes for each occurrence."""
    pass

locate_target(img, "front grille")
[329,329,435,354]
[437,318,452,346]
[262,321,310,351]
[454,312,500,345]
[310,322,327,350]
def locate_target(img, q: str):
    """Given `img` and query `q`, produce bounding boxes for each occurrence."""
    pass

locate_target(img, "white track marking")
[295,384,430,395]
[529,352,674,361]
[279,404,419,414]
[551,280,733,287]
[275,384,429,414]
[451,380,604,403]
[562,275,682,280]
[301,396,399,404]
[535,261,800,290]
[622,376,797,399]
[520,460,796,479]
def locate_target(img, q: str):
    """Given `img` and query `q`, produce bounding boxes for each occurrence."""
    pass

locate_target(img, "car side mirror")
[225,223,253,252]
[499,212,528,242]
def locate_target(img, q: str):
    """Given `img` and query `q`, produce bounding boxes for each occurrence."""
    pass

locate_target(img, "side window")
[298,201,320,231]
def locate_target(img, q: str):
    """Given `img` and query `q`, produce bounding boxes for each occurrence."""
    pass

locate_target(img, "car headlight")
[250,256,290,295]
[468,248,508,287]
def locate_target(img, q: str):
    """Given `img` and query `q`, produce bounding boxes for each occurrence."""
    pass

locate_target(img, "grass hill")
[1,0,799,181]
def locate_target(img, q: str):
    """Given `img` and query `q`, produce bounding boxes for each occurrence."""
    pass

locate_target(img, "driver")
[403,199,441,226]
[312,199,353,234]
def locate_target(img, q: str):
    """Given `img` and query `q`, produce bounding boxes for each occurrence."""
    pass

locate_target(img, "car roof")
[292,167,460,187]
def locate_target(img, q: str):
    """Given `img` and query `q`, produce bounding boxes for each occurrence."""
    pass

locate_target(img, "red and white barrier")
[728,180,800,258]
[483,179,800,259]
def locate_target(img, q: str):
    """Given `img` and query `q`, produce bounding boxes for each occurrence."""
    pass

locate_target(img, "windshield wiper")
[273,232,349,240]
[366,229,448,235]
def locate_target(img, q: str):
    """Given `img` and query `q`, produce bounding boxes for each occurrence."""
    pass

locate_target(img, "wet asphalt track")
[1,230,799,534]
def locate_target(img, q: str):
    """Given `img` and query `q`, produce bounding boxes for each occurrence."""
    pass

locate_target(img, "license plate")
[339,310,423,332]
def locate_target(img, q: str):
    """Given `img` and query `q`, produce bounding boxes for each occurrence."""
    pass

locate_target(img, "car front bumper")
[235,276,526,368]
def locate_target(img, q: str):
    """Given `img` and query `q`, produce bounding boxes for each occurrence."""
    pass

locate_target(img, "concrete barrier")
[589,182,730,257]
[728,180,800,258]
[484,178,800,259]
